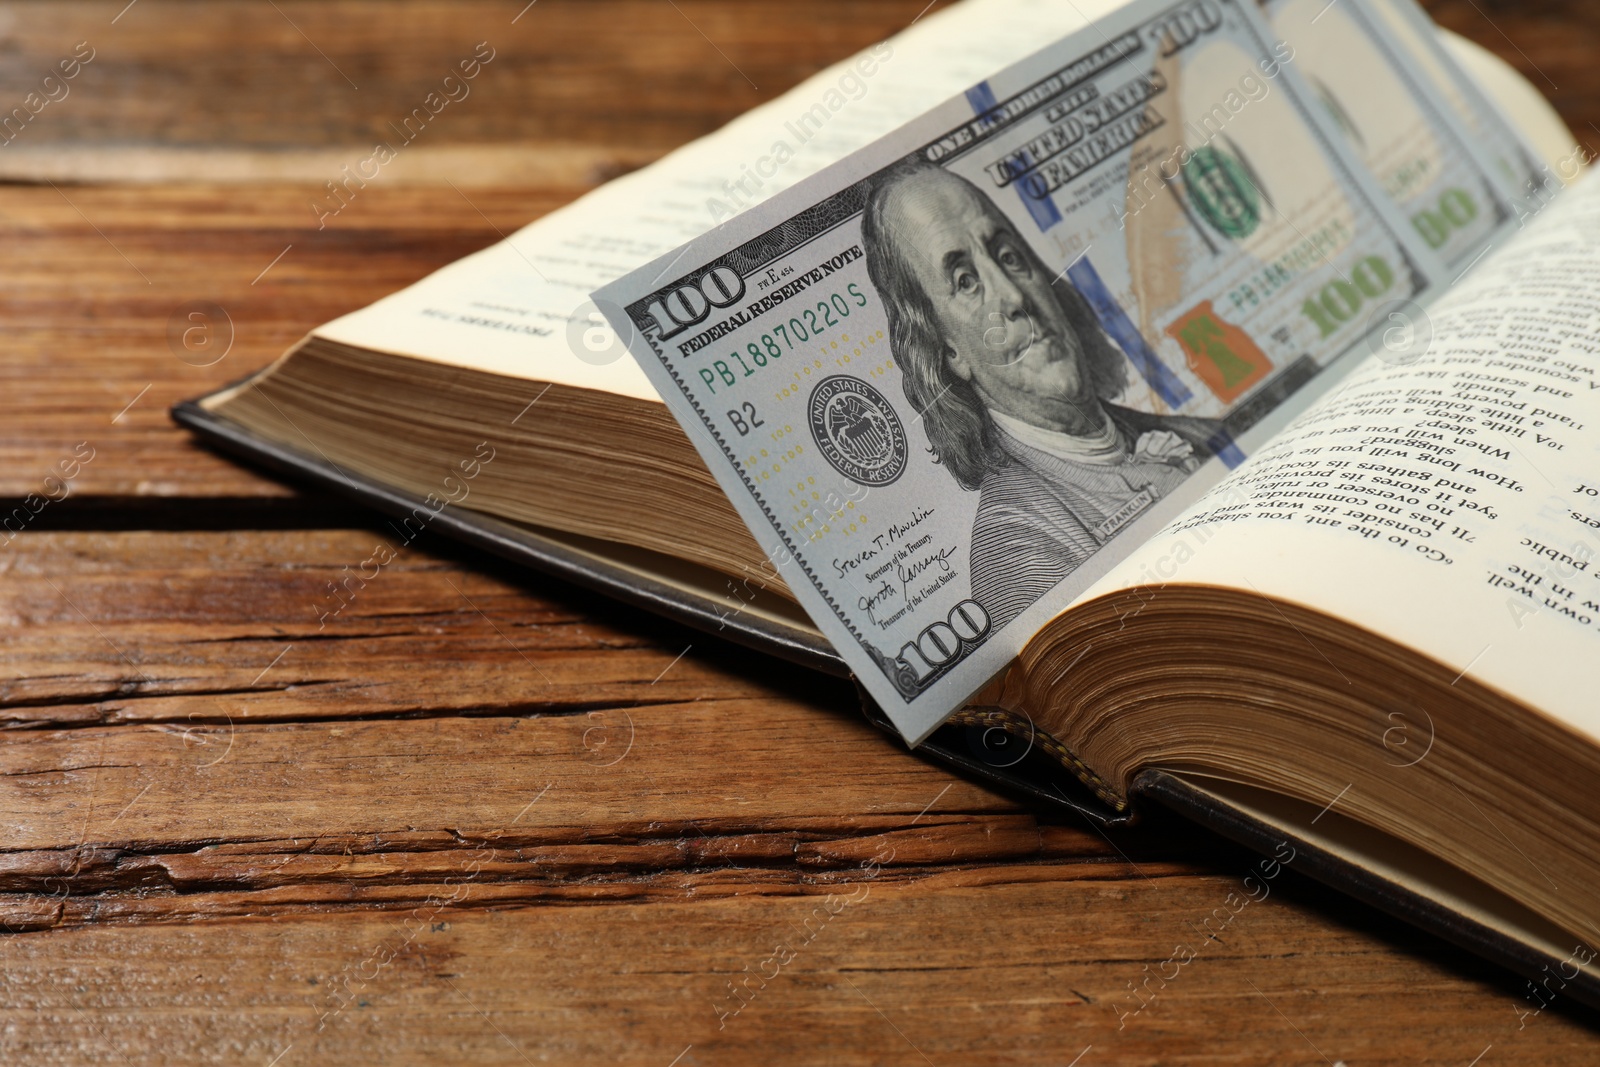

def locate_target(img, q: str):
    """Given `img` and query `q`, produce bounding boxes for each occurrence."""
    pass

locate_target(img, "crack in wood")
[0,815,1203,934]
[0,694,741,730]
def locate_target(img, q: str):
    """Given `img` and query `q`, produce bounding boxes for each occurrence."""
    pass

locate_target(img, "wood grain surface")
[1,1,1598,1064]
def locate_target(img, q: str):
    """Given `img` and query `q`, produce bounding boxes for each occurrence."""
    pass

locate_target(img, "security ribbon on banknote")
[596,0,1459,743]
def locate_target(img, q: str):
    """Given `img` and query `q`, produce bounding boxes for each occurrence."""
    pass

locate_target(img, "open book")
[176,0,1600,1009]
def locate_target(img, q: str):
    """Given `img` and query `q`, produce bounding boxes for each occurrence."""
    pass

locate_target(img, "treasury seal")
[807,375,907,487]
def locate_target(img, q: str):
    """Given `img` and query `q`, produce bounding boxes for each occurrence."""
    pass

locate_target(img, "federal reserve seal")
[807,375,907,487]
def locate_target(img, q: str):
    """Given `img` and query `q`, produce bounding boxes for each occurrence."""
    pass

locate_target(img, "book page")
[314,0,1133,400]
[1087,168,1600,742]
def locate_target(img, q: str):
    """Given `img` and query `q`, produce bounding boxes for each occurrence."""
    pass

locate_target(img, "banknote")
[1263,0,1514,269]
[1357,0,1557,210]
[597,0,1445,742]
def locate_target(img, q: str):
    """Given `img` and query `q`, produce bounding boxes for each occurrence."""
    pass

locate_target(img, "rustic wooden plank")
[0,819,1182,927]
[0,526,726,719]
[0,183,547,500]
[0,872,1594,1066]
[0,526,1592,1064]
[0,1,930,155]
[0,0,1584,167]
[0,531,1025,853]
[0,528,1225,984]
[0,528,825,724]
[0,697,1016,856]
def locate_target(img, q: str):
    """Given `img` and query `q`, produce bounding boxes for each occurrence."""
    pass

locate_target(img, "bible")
[175,0,1600,1008]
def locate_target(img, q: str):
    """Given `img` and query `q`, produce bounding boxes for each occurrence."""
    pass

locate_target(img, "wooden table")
[2,1,1597,1063]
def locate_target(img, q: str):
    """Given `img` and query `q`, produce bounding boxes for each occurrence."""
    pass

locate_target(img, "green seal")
[1182,145,1260,240]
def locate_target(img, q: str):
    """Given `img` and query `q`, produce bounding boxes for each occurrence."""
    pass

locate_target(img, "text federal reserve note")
[597,0,1442,742]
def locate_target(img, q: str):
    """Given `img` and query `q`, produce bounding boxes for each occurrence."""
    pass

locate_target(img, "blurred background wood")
[0,1,1597,1063]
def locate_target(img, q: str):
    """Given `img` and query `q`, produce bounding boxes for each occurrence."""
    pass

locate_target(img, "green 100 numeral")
[1300,254,1395,339]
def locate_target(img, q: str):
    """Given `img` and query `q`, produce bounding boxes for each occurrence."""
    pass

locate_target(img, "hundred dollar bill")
[1263,0,1515,269]
[1356,0,1559,211]
[596,0,1443,743]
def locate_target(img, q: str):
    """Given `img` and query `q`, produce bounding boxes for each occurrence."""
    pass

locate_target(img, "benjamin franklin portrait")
[861,158,1221,628]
